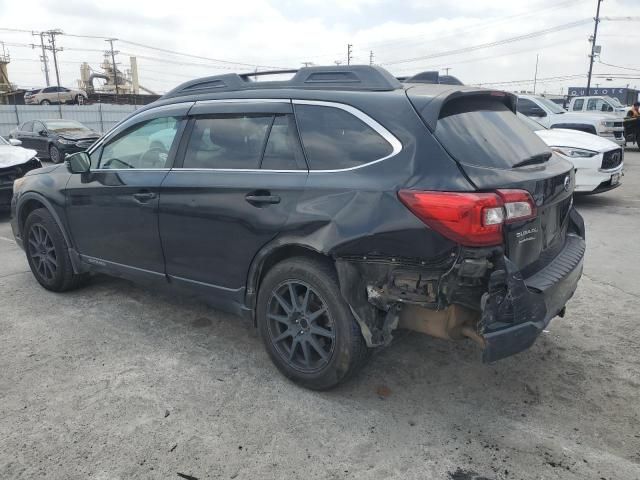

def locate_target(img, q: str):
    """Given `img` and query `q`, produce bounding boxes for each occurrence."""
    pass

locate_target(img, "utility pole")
[443,67,451,76]
[586,0,603,95]
[347,44,353,66]
[369,50,374,66]
[106,38,119,99]
[42,30,62,89]
[533,54,539,94]
[334,60,342,66]
[301,61,314,67]
[32,32,50,86]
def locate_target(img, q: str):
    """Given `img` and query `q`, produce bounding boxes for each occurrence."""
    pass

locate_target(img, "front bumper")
[575,163,623,193]
[601,130,625,146]
[481,210,585,362]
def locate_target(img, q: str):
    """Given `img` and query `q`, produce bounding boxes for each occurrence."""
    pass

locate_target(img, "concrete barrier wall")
[0,104,141,137]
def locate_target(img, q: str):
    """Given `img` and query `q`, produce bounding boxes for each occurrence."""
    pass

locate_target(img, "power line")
[384,19,592,66]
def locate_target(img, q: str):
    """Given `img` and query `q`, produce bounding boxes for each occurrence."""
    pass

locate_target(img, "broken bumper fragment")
[481,233,585,362]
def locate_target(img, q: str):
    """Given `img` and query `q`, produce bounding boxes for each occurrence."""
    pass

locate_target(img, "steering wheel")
[139,147,167,168]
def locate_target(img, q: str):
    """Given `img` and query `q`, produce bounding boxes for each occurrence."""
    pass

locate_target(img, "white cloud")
[2,0,639,94]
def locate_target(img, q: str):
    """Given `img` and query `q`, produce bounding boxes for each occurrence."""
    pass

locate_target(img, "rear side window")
[184,115,272,169]
[295,104,393,170]
[572,98,584,111]
[435,97,550,169]
[261,115,305,170]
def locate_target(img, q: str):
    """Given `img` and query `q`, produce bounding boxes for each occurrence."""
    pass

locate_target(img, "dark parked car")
[9,119,100,163]
[10,66,585,389]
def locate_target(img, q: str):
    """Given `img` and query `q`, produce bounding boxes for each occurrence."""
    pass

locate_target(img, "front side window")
[516,98,539,116]
[587,98,604,111]
[21,121,34,132]
[572,99,584,111]
[295,104,393,170]
[183,115,272,169]
[99,116,179,169]
[33,121,46,134]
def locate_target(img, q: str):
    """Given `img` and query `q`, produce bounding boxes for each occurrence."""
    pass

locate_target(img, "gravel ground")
[0,151,639,480]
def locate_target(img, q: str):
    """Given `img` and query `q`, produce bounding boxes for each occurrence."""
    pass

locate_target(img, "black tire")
[257,257,369,390]
[40,99,50,105]
[24,208,86,292]
[49,144,63,163]
[75,94,83,105]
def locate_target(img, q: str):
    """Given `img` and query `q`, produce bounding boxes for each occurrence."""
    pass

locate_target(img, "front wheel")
[257,257,369,390]
[40,99,50,105]
[49,144,63,163]
[24,208,86,292]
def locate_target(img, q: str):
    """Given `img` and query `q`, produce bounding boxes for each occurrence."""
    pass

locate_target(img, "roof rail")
[162,65,402,99]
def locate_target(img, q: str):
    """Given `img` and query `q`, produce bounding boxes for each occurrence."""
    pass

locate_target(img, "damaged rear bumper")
[481,233,585,362]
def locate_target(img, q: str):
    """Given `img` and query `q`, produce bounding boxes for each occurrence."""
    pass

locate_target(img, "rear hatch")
[408,89,574,274]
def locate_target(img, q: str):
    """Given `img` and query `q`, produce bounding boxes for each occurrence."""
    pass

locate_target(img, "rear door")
[412,93,574,273]
[158,100,308,305]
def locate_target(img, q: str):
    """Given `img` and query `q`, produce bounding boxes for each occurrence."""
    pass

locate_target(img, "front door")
[31,121,49,158]
[159,100,308,307]
[65,104,190,281]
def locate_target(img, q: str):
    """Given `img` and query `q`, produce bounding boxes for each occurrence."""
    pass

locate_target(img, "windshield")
[517,113,547,132]
[435,97,551,169]
[607,96,623,107]
[536,97,566,114]
[44,120,90,132]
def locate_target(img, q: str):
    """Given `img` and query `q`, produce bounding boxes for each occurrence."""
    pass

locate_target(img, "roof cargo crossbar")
[162,65,402,99]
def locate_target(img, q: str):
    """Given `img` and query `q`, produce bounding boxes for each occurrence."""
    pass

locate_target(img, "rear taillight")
[398,189,536,247]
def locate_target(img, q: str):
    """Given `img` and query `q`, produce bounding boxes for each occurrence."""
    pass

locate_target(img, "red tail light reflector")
[398,189,536,247]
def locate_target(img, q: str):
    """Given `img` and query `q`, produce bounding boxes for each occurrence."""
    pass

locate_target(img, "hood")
[535,128,620,153]
[555,111,617,122]
[0,145,37,168]
[57,130,101,141]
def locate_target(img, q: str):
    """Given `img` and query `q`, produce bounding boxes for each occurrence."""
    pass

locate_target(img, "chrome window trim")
[194,98,292,105]
[88,99,403,174]
[292,99,403,173]
[90,168,171,172]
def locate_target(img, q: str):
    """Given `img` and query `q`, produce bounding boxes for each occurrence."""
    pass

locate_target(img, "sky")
[1,0,638,95]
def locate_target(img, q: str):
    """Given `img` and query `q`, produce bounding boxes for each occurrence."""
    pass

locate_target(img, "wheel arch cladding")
[246,243,335,324]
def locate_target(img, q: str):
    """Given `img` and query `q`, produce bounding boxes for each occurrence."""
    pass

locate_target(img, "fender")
[16,191,85,274]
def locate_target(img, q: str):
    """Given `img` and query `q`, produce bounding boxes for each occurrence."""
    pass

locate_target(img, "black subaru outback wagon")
[11,66,585,390]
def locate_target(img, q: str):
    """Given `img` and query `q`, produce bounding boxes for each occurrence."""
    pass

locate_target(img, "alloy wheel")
[267,280,336,373]
[28,224,58,282]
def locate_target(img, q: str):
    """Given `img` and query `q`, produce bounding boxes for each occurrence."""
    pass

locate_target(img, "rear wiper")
[512,152,552,168]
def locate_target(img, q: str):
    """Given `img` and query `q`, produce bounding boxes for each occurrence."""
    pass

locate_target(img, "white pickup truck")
[516,94,625,146]
[567,95,627,115]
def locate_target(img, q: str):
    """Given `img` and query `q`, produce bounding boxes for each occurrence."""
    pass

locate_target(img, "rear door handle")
[133,191,157,203]
[245,193,281,205]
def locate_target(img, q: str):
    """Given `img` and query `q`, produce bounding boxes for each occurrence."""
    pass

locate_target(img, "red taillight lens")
[398,189,536,247]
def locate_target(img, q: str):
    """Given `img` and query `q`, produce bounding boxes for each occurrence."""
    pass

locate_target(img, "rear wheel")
[49,144,63,163]
[40,99,50,105]
[75,94,84,105]
[257,257,369,390]
[24,208,86,292]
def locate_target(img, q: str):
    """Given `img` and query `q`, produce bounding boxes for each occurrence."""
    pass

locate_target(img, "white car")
[0,137,41,209]
[519,114,623,194]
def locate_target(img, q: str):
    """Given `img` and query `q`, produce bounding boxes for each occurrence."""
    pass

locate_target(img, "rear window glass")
[261,115,305,170]
[295,104,393,170]
[435,98,550,169]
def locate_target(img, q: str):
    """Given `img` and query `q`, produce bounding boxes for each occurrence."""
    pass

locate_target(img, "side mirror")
[9,138,22,146]
[66,152,91,174]
[38,130,48,137]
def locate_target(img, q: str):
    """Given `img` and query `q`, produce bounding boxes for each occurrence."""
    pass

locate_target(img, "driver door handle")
[133,191,156,203]
[245,193,281,205]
